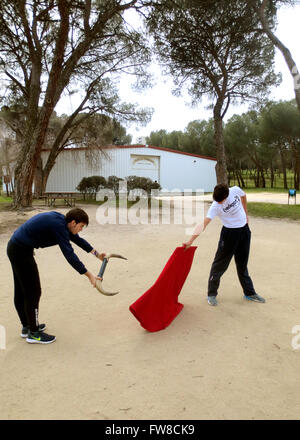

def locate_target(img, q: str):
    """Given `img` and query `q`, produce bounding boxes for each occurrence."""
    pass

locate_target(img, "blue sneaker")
[244,294,265,303]
[208,296,218,306]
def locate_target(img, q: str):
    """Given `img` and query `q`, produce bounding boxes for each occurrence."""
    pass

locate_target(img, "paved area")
[158,191,299,205]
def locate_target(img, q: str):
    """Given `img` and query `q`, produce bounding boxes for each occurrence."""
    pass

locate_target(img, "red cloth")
[129,246,197,332]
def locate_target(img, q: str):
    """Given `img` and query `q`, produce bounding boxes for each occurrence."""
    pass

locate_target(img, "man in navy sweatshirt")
[7,208,105,344]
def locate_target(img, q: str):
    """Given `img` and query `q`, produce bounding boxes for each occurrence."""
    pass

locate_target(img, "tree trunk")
[213,102,228,185]
[13,94,68,208]
[258,0,300,112]
[12,70,42,207]
[34,157,44,197]
[13,158,36,207]
[291,141,300,190]
[13,117,51,208]
[279,147,288,189]
[255,169,259,187]
[270,161,274,188]
[260,169,266,188]
[294,170,300,190]
[237,169,245,188]
[12,1,70,209]
[233,170,239,187]
[228,172,231,186]
[246,152,264,188]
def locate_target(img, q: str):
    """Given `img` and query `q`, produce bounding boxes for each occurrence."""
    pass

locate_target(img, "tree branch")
[4,70,28,97]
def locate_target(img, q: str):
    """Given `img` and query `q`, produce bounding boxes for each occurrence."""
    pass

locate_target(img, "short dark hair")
[65,208,89,225]
[213,184,229,202]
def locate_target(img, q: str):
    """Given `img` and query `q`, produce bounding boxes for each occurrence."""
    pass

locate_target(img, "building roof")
[115,144,217,162]
[42,144,217,162]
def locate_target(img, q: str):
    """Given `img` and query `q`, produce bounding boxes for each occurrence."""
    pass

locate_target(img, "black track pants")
[208,224,256,297]
[7,240,41,332]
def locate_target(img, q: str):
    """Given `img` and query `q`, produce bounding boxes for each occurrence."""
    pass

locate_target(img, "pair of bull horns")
[95,253,127,296]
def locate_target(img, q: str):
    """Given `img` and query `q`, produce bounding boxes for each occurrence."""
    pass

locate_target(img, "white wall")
[41,146,217,193]
[154,148,216,192]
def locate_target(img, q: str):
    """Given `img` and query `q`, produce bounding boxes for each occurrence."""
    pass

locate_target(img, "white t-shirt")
[206,186,247,228]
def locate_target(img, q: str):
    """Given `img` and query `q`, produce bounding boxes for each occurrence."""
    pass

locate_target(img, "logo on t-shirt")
[222,196,240,213]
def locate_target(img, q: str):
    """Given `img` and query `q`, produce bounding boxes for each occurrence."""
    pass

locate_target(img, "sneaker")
[26,331,56,344]
[208,296,218,306]
[21,324,46,338]
[244,293,266,303]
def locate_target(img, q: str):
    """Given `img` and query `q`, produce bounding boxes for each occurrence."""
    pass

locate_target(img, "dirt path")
[0,202,300,420]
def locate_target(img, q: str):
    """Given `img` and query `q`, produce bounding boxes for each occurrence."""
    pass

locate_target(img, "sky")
[57,4,300,144]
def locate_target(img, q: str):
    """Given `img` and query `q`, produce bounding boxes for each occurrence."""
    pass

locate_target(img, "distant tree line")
[146,99,300,190]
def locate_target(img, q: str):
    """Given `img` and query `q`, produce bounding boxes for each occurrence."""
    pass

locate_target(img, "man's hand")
[91,249,106,260]
[182,240,193,250]
[85,271,102,287]
[182,218,211,251]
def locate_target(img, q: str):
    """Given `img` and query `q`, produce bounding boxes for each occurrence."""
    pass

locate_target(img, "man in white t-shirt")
[183,184,265,306]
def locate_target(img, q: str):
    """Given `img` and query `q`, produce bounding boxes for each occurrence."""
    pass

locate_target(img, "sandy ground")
[0,196,300,420]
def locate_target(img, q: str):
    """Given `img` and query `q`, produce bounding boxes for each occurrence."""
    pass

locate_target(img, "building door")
[130,154,160,183]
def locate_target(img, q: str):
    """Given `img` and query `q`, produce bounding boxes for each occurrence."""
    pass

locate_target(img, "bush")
[89,176,107,194]
[76,175,161,200]
[106,175,124,195]
[76,177,89,199]
[125,175,161,196]
[76,176,107,199]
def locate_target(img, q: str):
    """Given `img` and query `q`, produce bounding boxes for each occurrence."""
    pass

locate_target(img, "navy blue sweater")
[11,211,93,274]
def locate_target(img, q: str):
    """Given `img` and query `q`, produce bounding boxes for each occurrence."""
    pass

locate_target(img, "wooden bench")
[33,194,48,202]
[44,192,77,207]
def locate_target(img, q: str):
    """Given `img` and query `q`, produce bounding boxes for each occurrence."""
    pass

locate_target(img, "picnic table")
[44,192,77,207]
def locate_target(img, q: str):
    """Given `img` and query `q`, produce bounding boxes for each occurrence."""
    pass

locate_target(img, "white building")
[41,144,217,193]
[0,120,18,195]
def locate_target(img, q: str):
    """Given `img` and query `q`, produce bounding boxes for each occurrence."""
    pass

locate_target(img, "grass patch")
[0,195,155,210]
[0,196,13,211]
[247,202,300,221]
[241,187,288,194]
[0,196,12,203]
